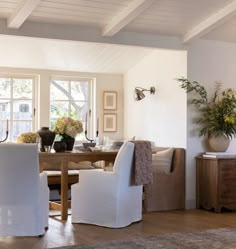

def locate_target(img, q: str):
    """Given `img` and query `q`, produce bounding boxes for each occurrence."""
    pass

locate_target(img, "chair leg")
[38,227,48,237]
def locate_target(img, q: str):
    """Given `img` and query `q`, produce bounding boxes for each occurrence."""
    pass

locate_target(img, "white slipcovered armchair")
[71,141,143,228]
[0,143,49,236]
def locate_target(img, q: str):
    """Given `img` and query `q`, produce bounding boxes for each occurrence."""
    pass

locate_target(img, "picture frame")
[103,113,117,132]
[103,91,117,110]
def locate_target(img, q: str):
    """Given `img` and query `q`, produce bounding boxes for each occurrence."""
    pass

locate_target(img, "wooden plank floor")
[1,209,236,249]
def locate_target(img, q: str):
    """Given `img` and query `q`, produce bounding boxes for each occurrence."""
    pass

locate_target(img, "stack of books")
[202,152,236,158]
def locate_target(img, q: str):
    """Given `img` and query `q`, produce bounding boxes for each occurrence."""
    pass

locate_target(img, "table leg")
[61,159,68,220]
[39,161,44,173]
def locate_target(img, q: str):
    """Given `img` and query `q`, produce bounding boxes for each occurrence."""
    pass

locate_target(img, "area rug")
[50,227,236,249]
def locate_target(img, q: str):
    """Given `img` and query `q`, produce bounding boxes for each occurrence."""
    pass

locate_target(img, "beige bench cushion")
[152,147,174,174]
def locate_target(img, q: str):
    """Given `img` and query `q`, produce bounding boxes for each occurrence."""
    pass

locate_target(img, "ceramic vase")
[208,135,230,152]
[37,127,55,152]
[53,141,67,152]
[62,136,75,151]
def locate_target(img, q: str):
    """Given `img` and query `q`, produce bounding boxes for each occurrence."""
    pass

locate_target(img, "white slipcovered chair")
[71,141,143,228]
[0,143,49,236]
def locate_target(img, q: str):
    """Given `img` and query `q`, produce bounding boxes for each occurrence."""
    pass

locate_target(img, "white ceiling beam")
[0,20,186,50]
[183,0,236,44]
[7,0,41,29]
[102,0,155,37]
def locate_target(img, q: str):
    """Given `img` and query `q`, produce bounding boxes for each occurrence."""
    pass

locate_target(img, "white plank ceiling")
[1,0,236,42]
[1,0,236,72]
[0,35,154,73]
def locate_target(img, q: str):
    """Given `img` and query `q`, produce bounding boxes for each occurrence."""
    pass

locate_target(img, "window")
[50,77,95,142]
[0,76,36,141]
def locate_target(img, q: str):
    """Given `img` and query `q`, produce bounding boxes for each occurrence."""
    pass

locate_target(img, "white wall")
[123,49,187,148]
[0,67,123,141]
[187,39,236,208]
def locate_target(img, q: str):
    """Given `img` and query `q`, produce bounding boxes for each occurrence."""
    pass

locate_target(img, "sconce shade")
[134,86,156,101]
[134,88,145,101]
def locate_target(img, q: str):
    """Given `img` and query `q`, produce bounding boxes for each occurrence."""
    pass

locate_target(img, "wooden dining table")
[39,150,118,220]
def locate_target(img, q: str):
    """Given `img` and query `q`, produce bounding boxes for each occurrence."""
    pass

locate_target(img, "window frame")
[0,74,38,141]
[49,76,96,142]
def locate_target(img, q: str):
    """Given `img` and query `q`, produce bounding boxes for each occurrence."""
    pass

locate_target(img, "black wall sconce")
[134,86,156,101]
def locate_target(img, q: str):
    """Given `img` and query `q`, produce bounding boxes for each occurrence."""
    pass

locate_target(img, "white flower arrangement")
[54,117,83,138]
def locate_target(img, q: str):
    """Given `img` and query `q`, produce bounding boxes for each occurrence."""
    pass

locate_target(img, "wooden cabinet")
[196,156,236,212]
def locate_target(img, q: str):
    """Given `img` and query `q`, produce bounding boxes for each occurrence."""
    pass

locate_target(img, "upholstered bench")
[45,170,80,185]
[43,162,95,201]
[45,169,81,201]
[143,147,185,212]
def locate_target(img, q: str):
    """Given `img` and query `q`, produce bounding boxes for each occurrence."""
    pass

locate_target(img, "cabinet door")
[197,159,218,209]
[219,160,236,203]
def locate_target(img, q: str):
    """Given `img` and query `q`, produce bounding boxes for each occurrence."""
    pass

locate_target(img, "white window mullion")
[68,80,72,117]
[32,76,36,131]
[10,78,14,141]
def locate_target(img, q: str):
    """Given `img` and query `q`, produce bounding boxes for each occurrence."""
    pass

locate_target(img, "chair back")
[0,143,41,214]
[113,141,135,185]
[71,141,143,228]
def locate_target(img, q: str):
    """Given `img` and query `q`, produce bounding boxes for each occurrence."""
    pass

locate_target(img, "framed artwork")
[103,91,117,110]
[103,113,117,132]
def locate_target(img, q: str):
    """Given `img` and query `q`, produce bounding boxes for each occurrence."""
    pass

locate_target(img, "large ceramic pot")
[208,135,230,152]
[37,127,55,152]
[62,136,75,151]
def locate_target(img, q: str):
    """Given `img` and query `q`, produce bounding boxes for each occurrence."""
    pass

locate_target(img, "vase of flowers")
[53,117,83,151]
[16,132,39,143]
[177,77,236,152]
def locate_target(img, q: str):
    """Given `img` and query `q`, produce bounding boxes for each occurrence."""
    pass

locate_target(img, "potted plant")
[177,77,236,151]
